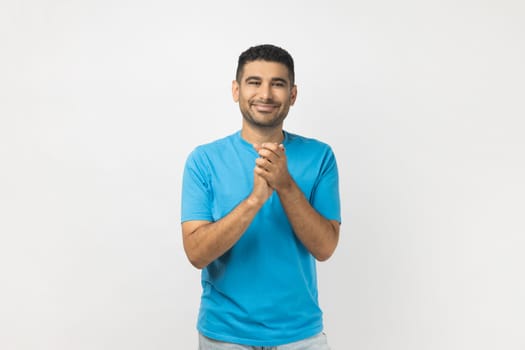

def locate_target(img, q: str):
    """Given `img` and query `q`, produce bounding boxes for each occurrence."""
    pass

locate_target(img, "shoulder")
[194,132,237,152]
[284,131,338,175]
[187,132,238,160]
[285,131,334,154]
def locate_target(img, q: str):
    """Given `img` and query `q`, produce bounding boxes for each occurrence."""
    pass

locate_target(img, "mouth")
[251,102,279,113]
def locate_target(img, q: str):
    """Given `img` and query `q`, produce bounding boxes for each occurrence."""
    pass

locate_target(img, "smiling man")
[181,44,341,349]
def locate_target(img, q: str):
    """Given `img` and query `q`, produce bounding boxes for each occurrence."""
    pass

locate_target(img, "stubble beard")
[240,103,289,130]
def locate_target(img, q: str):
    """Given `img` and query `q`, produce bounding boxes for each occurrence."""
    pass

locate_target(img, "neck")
[241,125,284,145]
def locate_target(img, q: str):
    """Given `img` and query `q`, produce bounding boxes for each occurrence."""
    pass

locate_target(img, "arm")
[182,173,272,269]
[275,181,339,261]
[254,143,340,261]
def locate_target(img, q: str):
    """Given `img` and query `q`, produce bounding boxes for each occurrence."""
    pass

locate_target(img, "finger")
[254,166,264,175]
[261,142,280,151]
[254,165,270,179]
[257,148,279,162]
[261,143,285,157]
[255,157,271,171]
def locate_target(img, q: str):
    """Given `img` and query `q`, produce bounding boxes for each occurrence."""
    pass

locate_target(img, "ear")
[232,80,240,102]
[289,85,298,106]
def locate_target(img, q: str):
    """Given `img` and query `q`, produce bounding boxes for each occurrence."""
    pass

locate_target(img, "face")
[232,60,297,130]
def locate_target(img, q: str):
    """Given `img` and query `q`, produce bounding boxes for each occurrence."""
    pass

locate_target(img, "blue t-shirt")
[181,130,341,346]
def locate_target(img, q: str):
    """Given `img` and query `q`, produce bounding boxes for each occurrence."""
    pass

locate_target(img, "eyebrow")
[271,77,288,85]
[244,76,289,85]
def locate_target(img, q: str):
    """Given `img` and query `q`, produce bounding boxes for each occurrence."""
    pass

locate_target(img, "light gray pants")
[198,332,331,350]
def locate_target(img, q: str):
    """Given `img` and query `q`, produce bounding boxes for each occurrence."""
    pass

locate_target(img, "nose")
[259,82,272,101]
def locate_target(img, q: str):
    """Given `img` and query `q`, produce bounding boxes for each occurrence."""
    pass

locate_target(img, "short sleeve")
[181,149,214,223]
[311,147,341,223]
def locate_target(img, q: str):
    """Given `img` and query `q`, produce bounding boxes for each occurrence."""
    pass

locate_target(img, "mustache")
[250,99,280,106]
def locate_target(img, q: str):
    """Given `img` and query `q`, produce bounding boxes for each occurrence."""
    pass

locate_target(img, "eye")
[247,80,261,86]
[272,81,286,88]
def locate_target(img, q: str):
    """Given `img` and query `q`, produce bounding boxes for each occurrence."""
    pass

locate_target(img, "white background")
[1,0,524,349]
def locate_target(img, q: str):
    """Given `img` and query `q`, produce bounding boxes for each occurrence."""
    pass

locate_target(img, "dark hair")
[236,44,295,85]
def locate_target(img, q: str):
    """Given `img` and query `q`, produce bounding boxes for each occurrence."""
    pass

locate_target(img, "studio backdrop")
[1,1,524,349]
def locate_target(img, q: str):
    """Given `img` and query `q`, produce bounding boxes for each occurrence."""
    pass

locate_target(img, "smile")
[252,103,279,113]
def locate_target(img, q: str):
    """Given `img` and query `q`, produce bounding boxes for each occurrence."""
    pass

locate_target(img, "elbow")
[192,262,207,270]
[184,246,208,270]
[315,224,339,262]
[314,247,336,262]
[186,252,208,270]
[188,258,205,270]
[182,221,215,270]
[313,239,338,261]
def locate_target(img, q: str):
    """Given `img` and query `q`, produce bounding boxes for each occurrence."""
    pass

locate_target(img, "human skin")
[182,60,339,269]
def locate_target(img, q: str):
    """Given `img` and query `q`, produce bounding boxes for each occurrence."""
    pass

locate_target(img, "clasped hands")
[251,142,293,203]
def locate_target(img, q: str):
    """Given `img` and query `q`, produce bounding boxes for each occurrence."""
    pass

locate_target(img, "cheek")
[239,90,251,101]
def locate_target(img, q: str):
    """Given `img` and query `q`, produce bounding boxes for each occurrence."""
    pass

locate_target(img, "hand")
[253,143,293,192]
[249,172,273,206]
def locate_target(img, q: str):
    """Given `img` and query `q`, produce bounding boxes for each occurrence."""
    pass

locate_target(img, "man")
[181,44,341,349]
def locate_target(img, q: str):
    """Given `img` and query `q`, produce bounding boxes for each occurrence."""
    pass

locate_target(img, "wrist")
[245,194,265,209]
[276,178,297,196]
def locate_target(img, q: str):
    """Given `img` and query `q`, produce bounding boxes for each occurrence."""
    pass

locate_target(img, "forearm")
[182,196,264,269]
[277,181,339,261]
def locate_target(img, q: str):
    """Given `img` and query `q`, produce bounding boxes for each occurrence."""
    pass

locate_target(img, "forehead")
[240,60,291,81]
